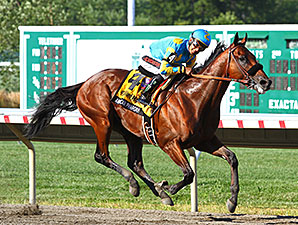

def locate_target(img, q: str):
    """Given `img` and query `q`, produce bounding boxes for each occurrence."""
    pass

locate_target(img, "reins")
[190,73,249,85]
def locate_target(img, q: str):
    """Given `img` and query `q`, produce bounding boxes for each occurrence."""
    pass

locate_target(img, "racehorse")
[25,33,271,213]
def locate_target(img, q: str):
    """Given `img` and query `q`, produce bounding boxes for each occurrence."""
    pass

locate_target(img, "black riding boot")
[138,74,164,105]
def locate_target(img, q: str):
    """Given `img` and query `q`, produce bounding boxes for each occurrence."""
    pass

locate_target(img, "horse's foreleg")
[213,145,239,213]
[124,132,173,205]
[196,136,239,213]
[160,139,194,195]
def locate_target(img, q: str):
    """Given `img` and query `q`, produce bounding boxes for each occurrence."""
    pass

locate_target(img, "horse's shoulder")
[178,77,204,91]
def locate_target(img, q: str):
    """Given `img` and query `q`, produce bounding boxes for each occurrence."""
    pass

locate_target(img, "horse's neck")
[187,53,230,109]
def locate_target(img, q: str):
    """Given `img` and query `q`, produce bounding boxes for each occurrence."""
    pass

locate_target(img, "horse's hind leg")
[77,83,140,197]
[195,136,239,213]
[123,131,173,205]
[94,138,140,197]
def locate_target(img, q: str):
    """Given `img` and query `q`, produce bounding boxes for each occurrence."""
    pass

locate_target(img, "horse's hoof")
[129,185,140,197]
[128,177,140,197]
[161,197,174,206]
[226,199,237,213]
[159,190,174,206]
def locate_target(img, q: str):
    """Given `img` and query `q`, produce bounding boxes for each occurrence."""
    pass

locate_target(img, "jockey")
[139,28,211,104]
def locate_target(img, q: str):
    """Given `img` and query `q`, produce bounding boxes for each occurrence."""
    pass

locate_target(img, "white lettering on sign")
[32,63,40,72]
[290,50,298,59]
[268,99,298,110]
[34,91,40,104]
[229,82,236,90]
[32,76,40,89]
[230,108,240,113]
[215,34,223,42]
[271,50,282,59]
[32,48,40,57]
[229,92,239,107]
[250,50,264,59]
[38,37,63,46]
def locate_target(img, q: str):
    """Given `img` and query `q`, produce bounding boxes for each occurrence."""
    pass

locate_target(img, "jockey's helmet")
[189,29,211,48]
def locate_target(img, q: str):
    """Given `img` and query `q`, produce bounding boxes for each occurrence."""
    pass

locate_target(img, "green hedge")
[0,64,20,92]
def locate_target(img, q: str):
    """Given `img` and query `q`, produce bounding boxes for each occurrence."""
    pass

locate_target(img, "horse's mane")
[194,41,227,73]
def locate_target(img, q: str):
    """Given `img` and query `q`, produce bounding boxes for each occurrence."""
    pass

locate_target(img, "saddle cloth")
[112,69,162,117]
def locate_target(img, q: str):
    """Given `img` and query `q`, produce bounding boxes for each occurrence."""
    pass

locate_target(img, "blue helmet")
[190,29,211,47]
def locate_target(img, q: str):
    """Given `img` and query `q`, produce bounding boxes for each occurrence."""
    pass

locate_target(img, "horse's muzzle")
[249,76,272,94]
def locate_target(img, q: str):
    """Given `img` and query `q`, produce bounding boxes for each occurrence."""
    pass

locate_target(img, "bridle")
[191,44,263,87]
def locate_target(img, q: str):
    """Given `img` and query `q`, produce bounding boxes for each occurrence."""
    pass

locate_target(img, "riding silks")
[112,69,159,117]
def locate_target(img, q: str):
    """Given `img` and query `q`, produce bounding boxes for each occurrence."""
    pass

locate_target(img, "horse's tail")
[24,82,84,138]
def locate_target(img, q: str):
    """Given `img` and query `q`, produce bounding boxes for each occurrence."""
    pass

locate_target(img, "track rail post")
[5,124,36,205]
[187,147,201,212]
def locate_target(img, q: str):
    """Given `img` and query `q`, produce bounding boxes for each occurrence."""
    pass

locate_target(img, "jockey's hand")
[185,67,193,76]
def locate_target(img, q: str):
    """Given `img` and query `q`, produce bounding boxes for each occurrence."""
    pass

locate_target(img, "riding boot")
[138,74,164,105]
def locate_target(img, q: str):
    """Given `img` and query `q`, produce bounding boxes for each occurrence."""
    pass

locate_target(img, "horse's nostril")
[260,79,272,90]
[268,79,272,87]
[260,79,267,86]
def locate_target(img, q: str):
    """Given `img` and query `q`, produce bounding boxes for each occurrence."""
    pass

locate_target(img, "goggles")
[192,39,207,51]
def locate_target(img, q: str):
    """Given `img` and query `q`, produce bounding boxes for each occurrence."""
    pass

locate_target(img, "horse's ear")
[233,32,239,45]
[240,33,248,45]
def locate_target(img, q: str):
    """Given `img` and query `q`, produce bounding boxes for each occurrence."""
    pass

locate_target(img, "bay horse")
[25,33,271,213]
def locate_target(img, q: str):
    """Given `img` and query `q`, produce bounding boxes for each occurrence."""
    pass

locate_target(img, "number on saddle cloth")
[126,71,152,95]
[140,77,151,91]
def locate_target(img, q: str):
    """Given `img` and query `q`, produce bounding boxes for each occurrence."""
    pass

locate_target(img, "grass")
[0,141,297,216]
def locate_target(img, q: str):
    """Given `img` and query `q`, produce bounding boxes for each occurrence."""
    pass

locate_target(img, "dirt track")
[0,204,298,224]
